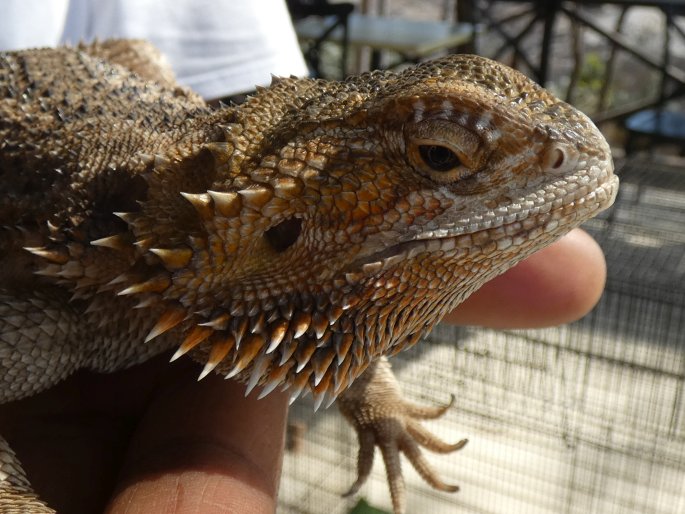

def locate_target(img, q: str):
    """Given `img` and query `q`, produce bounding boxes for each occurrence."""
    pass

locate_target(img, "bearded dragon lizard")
[0,40,618,513]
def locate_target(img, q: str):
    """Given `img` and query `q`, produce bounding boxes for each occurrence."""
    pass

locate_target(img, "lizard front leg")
[0,288,90,405]
[1,434,55,514]
[337,357,467,514]
[0,289,88,513]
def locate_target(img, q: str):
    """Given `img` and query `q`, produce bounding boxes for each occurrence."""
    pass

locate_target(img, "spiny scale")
[144,308,186,343]
[199,312,231,330]
[90,234,130,251]
[266,320,289,353]
[245,354,271,396]
[312,347,336,386]
[197,334,235,380]
[288,368,313,404]
[292,311,311,338]
[180,192,213,219]
[204,142,233,164]
[295,341,318,373]
[257,360,295,399]
[207,190,241,217]
[224,333,265,379]
[150,292,369,404]
[150,247,193,270]
[279,339,298,366]
[117,274,170,296]
[170,325,213,362]
[24,246,69,264]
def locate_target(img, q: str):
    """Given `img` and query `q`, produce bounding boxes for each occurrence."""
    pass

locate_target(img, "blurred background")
[281,1,685,513]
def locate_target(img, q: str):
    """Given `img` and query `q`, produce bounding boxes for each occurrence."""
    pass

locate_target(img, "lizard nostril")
[550,148,565,169]
[542,144,578,175]
[264,217,302,252]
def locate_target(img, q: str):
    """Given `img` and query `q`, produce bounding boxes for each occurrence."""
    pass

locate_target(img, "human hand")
[0,228,605,514]
[0,357,288,514]
[445,228,607,328]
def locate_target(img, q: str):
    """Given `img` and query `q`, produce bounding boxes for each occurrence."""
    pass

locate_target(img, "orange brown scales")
[0,40,617,513]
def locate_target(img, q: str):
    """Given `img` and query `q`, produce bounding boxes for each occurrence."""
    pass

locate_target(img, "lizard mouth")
[349,172,619,274]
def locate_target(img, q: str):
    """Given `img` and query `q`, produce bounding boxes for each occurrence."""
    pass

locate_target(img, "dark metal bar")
[492,10,540,62]
[592,87,684,123]
[477,5,539,75]
[671,17,685,39]
[597,6,630,113]
[538,0,562,85]
[566,5,584,103]
[561,4,685,86]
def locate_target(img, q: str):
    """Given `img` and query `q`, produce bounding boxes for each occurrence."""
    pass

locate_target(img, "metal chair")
[286,0,354,77]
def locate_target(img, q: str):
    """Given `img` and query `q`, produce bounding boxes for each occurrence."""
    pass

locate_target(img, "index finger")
[443,228,607,328]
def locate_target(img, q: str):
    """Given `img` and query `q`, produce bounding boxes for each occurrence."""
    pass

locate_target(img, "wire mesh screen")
[278,157,685,514]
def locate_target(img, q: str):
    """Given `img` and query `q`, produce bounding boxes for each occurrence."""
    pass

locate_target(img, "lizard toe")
[338,358,465,514]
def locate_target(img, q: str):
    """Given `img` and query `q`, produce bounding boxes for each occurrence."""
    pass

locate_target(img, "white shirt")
[0,0,308,99]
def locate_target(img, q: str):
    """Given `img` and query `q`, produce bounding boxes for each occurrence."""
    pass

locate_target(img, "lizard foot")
[337,357,467,514]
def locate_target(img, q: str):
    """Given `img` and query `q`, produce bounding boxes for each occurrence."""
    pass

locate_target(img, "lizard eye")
[418,145,461,172]
[405,119,485,184]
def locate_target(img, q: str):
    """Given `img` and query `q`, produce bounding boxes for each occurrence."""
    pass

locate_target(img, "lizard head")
[125,55,618,405]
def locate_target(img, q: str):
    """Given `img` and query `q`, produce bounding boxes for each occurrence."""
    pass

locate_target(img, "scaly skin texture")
[0,40,618,513]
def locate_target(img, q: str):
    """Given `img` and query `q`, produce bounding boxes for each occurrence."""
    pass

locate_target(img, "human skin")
[0,227,606,514]
[444,227,607,328]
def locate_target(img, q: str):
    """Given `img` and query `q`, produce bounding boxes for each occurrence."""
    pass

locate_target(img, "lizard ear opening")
[264,217,302,252]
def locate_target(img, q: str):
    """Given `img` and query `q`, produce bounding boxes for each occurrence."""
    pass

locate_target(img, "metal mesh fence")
[278,157,685,514]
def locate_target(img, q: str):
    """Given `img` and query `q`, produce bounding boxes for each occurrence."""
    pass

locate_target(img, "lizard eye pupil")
[418,145,461,172]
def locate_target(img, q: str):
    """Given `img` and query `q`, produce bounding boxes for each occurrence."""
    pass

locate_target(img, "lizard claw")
[338,359,467,514]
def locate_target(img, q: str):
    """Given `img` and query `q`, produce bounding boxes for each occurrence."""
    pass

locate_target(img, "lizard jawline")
[349,175,619,272]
